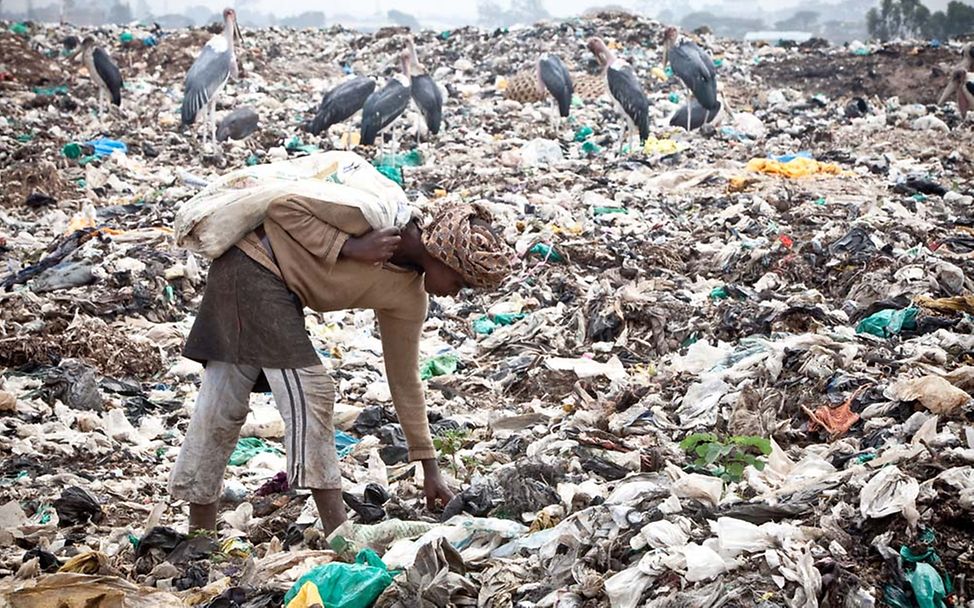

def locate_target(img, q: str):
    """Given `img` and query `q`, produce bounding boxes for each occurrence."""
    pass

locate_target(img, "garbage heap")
[1,11,973,608]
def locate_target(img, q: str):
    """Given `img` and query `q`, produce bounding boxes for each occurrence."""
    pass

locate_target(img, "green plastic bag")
[228,437,282,466]
[528,243,564,262]
[908,562,947,608]
[284,548,393,608]
[573,126,593,142]
[420,354,459,380]
[473,313,526,335]
[855,307,918,338]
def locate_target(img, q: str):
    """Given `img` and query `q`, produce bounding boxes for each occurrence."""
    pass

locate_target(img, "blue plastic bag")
[86,138,127,158]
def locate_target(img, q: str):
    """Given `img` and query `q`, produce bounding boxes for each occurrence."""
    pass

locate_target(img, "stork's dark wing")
[360,80,409,145]
[607,65,650,141]
[217,107,259,141]
[670,43,719,111]
[967,80,974,97]
[181,43,231,125]
[309,76,376,135]
[410,74,443,134]
[539,55,573,117]
[93,47,122,106]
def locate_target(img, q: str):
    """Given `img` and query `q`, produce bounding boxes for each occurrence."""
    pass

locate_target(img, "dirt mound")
[140,29,213,77]
[0,160,72,208]
[753,44,954,104]
[0,31,66,86]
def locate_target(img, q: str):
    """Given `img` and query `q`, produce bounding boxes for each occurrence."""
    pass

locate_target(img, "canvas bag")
[173,151,413,259]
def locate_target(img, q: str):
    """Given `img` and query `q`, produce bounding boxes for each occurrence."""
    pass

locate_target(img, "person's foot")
[311,489,348,536]
[188,502,218,533]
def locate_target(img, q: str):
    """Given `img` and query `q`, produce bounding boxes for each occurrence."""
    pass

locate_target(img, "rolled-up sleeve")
[376,309,435,461]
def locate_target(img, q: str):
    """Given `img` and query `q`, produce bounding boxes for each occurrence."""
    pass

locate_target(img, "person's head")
[401,203,514,297]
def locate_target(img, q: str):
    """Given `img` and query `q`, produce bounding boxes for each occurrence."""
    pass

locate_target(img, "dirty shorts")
[169,361,339,505]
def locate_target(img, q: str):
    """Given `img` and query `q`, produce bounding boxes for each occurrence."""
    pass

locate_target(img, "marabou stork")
[66,36,123,114]
[404,39,443,142]
[662,26,720,133]
[537,53,574,124]
[360,51,411,153]
[587,37,650,154]
[181,7,243,147]
[307,76,376,140]
[939,68,974,119]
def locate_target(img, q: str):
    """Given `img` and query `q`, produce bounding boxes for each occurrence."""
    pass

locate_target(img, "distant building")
[744,30,814,43]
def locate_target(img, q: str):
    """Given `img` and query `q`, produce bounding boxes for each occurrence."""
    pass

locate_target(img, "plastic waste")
[420,353,459,380]
[52,486,103,527]
[859,466,919,525]
[887,375,971,415]
[86,138,128,158]
[228,437,283,466]
[907,562,947,608]
[856,307,918,338]
[282,549,393,608]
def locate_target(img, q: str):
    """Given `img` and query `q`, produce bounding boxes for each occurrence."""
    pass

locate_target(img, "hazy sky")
[5,0,963,21]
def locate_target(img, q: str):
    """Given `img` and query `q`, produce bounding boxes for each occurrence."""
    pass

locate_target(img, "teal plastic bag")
[228,437,282,466]
[908,562,947,608]
[283,548,394,608]
[855,307,918,338]
[420,354,459,380]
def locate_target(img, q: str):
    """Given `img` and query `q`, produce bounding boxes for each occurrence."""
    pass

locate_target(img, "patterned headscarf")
[421,203,513,288]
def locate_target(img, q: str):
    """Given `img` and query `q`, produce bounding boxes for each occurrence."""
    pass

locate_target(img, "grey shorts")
[169,361,340,505]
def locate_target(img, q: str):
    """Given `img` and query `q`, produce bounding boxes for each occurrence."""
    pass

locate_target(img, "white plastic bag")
[859,466,919,525]
[174,151,412,259]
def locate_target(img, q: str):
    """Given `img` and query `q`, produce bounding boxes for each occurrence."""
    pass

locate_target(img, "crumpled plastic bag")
[907,562,947,608]
[53,486,103,527]
[604,566,653,608]
[859,466,919,525]
[856,307,918,338]
[746,156,845,178]
[680,543,727,582]
[887,375,971,415]
[283,548,393,608]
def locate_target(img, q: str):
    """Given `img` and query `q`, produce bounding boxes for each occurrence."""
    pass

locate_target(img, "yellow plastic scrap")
[286,581,324,608]
[728,176,755,192]
[495,75,509,91]
[650,66,668,82]
[915,295,974,314]
[643,136,682,156]
[746,157,846,178]
[58,551,110,574]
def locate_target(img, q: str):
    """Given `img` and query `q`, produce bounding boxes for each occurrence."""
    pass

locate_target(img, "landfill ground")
[1,11,974,608]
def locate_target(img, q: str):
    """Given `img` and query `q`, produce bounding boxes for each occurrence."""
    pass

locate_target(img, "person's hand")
[340,228,401,264]
[421,460,454,511]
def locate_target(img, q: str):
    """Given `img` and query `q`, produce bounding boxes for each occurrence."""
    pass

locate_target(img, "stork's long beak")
[234,20,243,46]
[939,80,958,105]
[64,46,82,62]
[662,48,668,68]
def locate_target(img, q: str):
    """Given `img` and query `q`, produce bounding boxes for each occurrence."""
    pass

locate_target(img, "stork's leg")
[687,89,693,132]
[209,100,217,150]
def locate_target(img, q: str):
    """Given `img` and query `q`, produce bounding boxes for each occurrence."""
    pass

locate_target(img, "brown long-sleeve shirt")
[237,196,435,461]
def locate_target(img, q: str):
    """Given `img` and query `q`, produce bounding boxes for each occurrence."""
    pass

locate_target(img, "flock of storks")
[69,8,974,155]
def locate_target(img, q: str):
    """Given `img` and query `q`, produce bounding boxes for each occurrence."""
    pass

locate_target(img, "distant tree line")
[867,0,974,40]
[477,0,550,28]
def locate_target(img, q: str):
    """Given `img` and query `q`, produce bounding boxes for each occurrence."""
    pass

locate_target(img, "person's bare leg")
[312,489,347,535]
[189,502,218,532]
